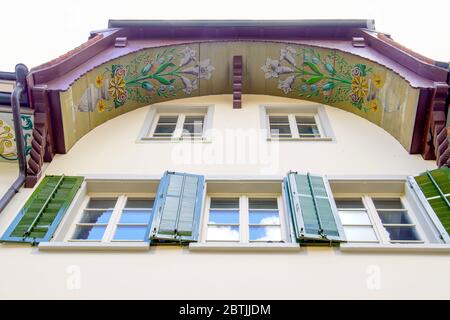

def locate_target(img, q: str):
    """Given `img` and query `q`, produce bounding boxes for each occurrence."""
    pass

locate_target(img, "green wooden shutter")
[150,172,204,243]
[1,175,84,244]
[412,168,450,242]
[285,172,345,242]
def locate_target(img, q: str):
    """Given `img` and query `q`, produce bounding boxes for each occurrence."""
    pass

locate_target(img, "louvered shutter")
[284,172,345,242]
[1,175,84,244]
[410,168,450,243]
[149,172,204,243]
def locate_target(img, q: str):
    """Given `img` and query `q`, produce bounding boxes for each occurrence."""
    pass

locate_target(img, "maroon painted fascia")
[29,29,123,86]
[411,87,434,154]
[363,31,448,83]
[48,90,66,154]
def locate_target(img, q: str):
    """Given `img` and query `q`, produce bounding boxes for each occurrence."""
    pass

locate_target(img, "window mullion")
[288,114,299,138]
[241,196,248,243]
[103,195,126,242]
[400,195,427,243]
[365,196,389,244]
[174,114,185,139]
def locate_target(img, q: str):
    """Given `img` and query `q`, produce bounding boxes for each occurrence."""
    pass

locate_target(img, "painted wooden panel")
[59,41,420,152]
[0,111,33,162]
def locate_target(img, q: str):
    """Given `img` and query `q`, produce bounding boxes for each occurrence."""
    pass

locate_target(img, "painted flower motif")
[96,99,107,112]
[95,75,104,88]
[180,76,198,95]
[117,91,128,102]
[114,66,126,78]
[369,99,379,111]
[182,59,215,80]
[351,76,369,99]
[351,66,362,77]
[179,47,197,67]
[261,58,293,79]
[349,92,360,103]
[372,73,384,89]
[108,76,126,100]
[278,75,296,94]
[280,46,297,66]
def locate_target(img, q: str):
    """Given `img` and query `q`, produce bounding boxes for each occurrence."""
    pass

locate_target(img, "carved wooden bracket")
[25,86,55,188]
[233,56,243,109]
[422,83,449,167]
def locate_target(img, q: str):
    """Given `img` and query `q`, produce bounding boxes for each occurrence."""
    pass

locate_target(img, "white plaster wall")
[0,94,448,300]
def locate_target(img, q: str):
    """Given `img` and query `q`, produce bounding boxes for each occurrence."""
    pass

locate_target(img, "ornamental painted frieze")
[0,114,33,162]
[261,47,384,112]
[76,47,215,113]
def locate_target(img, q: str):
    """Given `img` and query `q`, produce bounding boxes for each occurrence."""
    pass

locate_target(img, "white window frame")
[335,194,426,245]
[67,194,155,243]
[260,104,334,141]
[138,104,214,142]
[200,193,289,244]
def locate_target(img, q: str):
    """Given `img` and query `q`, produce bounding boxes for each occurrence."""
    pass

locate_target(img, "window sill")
[340,243,450,253]
[138,137,212,143]
[38,242,150,252]
[189,242,300,252]
[267,137,333,142]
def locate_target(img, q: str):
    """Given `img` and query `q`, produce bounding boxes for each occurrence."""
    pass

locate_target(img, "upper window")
[139,105,213,141]
[261,104,334,141]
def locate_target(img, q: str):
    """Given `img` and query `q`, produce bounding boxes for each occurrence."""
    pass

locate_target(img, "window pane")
[378,211,411,224]
[72,225,106,240]
[270,125,291,136]
[154,124,176,135]
[184,116,205,123]
[113,226,147,241]
[249,211,280,225]
[158,116,178,124]
[249,226,282,242]
[119,210,153,224]
[87,198,117,209]
[298,125,319,135]
[182,124,203,135]
[385,226,420,241]
[335,199,365,209]
[295,116,316,124]
[373,198,404,209]
[248,198,278,210]
[269,116,289,124]
[210,198,239,209]
[338,210,371,225]
[208,210,239,224]
[125,198,154,209]
[343,226,378,242]
[80,210,113,224]
[207,225,240,241]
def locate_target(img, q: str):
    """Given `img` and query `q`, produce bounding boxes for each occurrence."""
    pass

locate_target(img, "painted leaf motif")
[141,63,153,75]
[303,62,322,75]
[155,62,176,75]
[305,76,323,85]
[153,75,175,85]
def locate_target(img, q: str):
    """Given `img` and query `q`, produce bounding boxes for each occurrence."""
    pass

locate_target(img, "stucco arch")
[58,41,421,153]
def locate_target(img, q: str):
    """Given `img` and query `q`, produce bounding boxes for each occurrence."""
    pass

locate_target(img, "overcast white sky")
[1,0,449,71]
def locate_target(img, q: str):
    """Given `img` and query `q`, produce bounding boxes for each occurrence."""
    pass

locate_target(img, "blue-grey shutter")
[149,171,204,243]
[284,172,345,242]
[0,175,84,244]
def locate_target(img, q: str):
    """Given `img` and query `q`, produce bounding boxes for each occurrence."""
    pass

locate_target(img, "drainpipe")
[0,64,29,213]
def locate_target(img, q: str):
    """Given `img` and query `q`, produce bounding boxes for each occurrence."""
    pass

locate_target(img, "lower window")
[71,196,154,242]
[335,196,422,244]
[204,195,286,243]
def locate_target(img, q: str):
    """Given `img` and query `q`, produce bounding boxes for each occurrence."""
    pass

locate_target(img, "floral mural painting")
[76,46,215,112]
[0,114,33,162]
[261,47,384,112]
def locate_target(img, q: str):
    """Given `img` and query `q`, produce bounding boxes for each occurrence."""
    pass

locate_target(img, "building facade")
[0,20,449,299]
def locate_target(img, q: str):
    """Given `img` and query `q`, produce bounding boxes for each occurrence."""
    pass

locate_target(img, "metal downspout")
[0,64,29,213]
